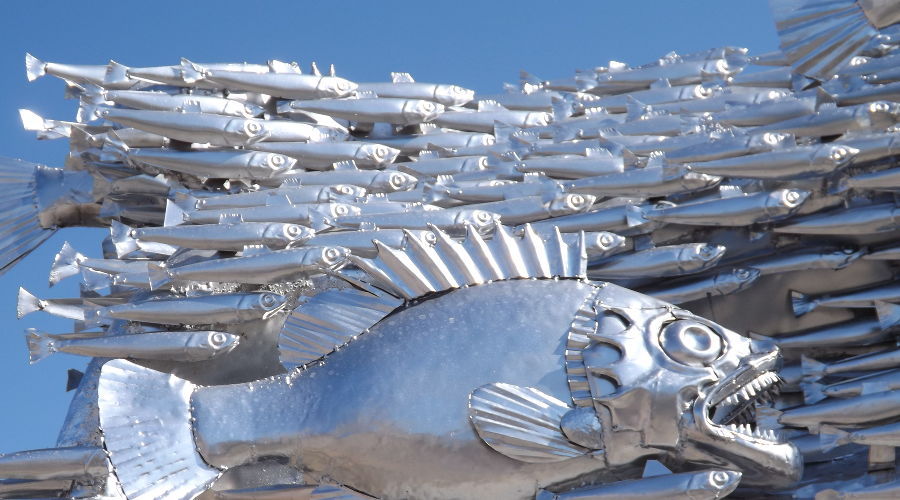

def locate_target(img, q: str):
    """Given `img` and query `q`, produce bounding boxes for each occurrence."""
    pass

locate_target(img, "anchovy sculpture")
[4,0,900,498]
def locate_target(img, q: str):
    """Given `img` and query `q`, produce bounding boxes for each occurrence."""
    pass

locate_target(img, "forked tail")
[98,360,221,500]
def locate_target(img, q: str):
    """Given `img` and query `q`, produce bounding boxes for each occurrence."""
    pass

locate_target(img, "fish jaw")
[682,349,802,488]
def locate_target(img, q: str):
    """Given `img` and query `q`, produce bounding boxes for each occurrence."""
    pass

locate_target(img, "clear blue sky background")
[0,1,779,452]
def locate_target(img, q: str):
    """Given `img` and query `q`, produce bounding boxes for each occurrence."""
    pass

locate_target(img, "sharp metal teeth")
[739,388,751,401]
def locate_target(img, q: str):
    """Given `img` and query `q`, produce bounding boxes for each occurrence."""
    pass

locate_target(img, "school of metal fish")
[4,0,900,498]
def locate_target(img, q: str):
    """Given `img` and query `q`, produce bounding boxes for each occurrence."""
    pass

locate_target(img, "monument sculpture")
[3,0,900,498]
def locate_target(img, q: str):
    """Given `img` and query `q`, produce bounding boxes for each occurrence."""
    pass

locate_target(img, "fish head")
[373,171,418,193]
[815,144,858,168]
[679,243,727,268]
[548,193,596,217]
[764,189,809,215]
[188,331,240,356]
[329,184,367,200]
[583,231,626,254]
[866,101,900,127]
[401,99,445,123]
[524,112,553,127]
[316,76,357,98]
[326,203,362,220]
[315,245,351,270]
[243,292,287,318]
[263,223,314,247]
[433,84,476,106]
[749,131,793,150]
[354,143,400,167]
[454,209,500,232]
[223,118,269,144]
[686,470,742,497]
[250,152,296,174]
[466,134,496,148]
[586,283,800,487]
[461,156,489,172]
[225,100,265,118]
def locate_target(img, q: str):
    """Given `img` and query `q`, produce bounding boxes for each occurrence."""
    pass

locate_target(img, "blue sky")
[0,1,779,452]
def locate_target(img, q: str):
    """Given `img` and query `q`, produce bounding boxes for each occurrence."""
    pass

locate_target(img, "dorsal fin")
[240,245,273,257]
[218,213,244,224]
[478,100,507,112]
[329,64,336,77]
[333,160,359,171]
[468,382,589,463]
[310,61,321,77]
[391,72,415,83]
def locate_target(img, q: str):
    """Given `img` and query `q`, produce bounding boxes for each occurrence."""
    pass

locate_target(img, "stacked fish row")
[4,2,900,498]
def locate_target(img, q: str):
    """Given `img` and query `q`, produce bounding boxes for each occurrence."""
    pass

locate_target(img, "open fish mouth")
[702,352,783,443]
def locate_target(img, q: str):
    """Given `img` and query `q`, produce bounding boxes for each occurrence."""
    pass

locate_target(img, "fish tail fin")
[147,262,172,290]
[790,290,817,316]
[0,158,57,275]
[164,199,188,227]
[19,109,70,139]
[818,425,850,452]
[800,355,826,381]
[49,241,85,286]
[76,100,100,124]
[25,329,56,364]
[875,300,900,329]
[24,53,45,81]
[104,60,130,87]
[180,58,205,84]
[16,287,43,319]
[110,220,139,258]
[801,380,827,405]
[98,360,221,499]
[550,96,572,122]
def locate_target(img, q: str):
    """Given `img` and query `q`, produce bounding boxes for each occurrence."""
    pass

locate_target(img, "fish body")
[779,390,900,427]
[665,132,794,164]
[646,189,809,226]
[803,349,900,379]
[127,222,313,251]
[433,105,552,133]
[306,229,436,257]
[588,83,719,113]
[151,247,349,286]
[588,243,725,279]
[396,155,488,177]
[282,97,444,125]
[790,282,900,316]
[126,148,295,179]
[178,202,357,225]
[774,203,900,235]
[92,291,286,326]
[515,153,625,179]
[26,329,239,363]
[83,89,264,121]
[25,53,130,88]
[729,66,793,88]
[274,168,417,193]
[374,130,494,154]
[766,318,895,350]
[461,194,595,225]
[194,185,365,210]
[537,469,742,500]
[565,166,721,198]
[687,144,857,179]
[247,141,399,169]
[863,245,900,260]
[712,97,815,127]
[816,369,900,399]
[754,102,900,137]
[201,68,357,100]
[833,81,900,106]
[838,165,900,191]
[357,76,475,106]
[441,177,559,203]
[333,208,500,233]
[743,248,862,276]
[640,268,760,304]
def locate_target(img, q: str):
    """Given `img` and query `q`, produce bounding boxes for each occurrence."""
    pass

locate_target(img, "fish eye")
[762,132,780,145]
[598,233,616,248]
[337,185,353,195]
[423,231,437,244]
[782,189,802,205]
[260,293,277,307]
[323,247,343,263]
[269,154,285,167]
[474,211,492,223]
[482,135,496,145]
[659,320,723,366]
[244,121,262,135]
[337,80,350,91]
[831,146,850,161]
[477,157,488,169]
[285,224,302,237]
[420,101,435,112]
[372,146,387,158]
[452,86,466,94]
[567,194,586,208]
[209,332,228,347]
[389,173,408,189]
[334,204,349,216]
[734,268,752,280]
[710,471,733,488]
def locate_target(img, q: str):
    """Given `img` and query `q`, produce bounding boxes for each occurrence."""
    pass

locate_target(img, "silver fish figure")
[462,194,595,226]
[814,478,900,500]
[0,446,107,481]
[373,130,495,155]
[640,268,761,304]
[149,246,349,287]
[333,208,500,233]
[728,65,794,88]
[754,101,900,137]
[432,102,552,133]
[16,288,127,321]
[863,244,900,260]
[612,113,694,137]
[470,91,562,112]
[565,165,722,198]
[274,166,418,193]
[791,282,900,316]
[49,241,154,286]
[779,390,900,427]
[832,80,900,106]
[646,189,809,226]
[758,317,899,351]
[742,247,863,276]
[123,148,296,179]
[306,228,437,258]
[526,200,650,234]
[356,72,475,106]
[587,83,720,114]
[172,201,357,226]
[26,329,239,364]
[395,155,488,177]
[106,59,273,88]
[654,132,793,164]
[515,151,625,179]
[774,203,900,235]
[247,141,400,169]
[536,469,742,500]
[835,165,900,192]
[712,96,816,127]
[193,184,365,210]
[87,291,287,326]
[803,349,900,380]
[98,108,344,146]
[119,221,313,252]
[281,97,444,125]
[588,243,726,280]
[80,87,265,122]
[197,66,357,100]
[651,87,789,115]
[25,53,133,89]
[805,369,900,402]
[824,420,900,447]
[439,176,558,203]
[686,144,857,179]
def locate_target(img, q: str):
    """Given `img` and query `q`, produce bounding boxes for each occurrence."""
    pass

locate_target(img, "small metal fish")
[193,184,365,210]
[525,200,650,234]
[754,101,900,137]
[149,246,349,287]
[333,208,500,234]
[274,165,418,193]
[566,165,722,198]
[281,97,444,125]
[774,203,900,235]
[16,288,127,321]
[587,82,720,113]
[80,88,265,122]
[121,221,313,252]
[106,59,273,89]
[123,148,296,179]
[440,176,559,203]
[25,53,132,89]
[863,244,900,260]
[780,389,900,427]
[306,228,437,258]
[461,194,595,225]
[197,66,357,100]
[588,243,725,279]
[536,469,742,500]
[729,65,794,88]
[712,96,816,127]
[804,369,900,402]
[646,189,809,226]
[687,144,857,179]
[743,247,862,276]
[835,165,900,192]
[356,72,475,106]
[88,291,287,326]
[791,282,900,316]
[640,268,760,304]
[373,130,495,155]
[759,317,898,351]
[432,102,552,133]
[0,445,108,481]
[802,349,900,380]
[25,329,239,364]
[824,420,900,447]
[515,150,625,179]
[395,155,488,177]
[247,141,400,169]
[49,241,154,286]
[174,201,357,226]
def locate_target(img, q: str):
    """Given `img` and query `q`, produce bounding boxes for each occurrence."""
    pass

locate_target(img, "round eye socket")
[244,121,262,135]
[337,80,350,91]
[389,173,407,189]
[477,157,488,169]
[285,224,301,237]
[334,205,349,216]
[782,189,802,205]
[452,86,466,94]
[209,332,228,346]
[373,146,387,158]
[269,154,285,166]
[831,146,850,161]
[598,233,615,248]
[567,194,585,208]
[475,211,492,223]
[659,320,723,366]
[421,101,435,112]
[324,247,342,262]
[260,294,277,307]
[423,231,437,244]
